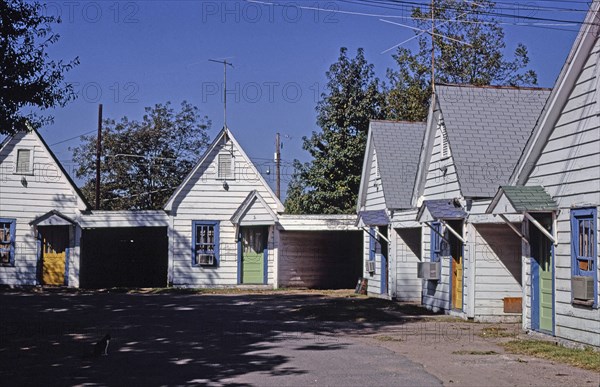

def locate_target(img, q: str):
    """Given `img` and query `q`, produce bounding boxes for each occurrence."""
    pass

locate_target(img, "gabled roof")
[510,1,600,185]
[230,190,279,225]
[433,84,550,198]
[487,186,558,214]
[29,210,77,226]
[356,209,389,227]
[0,128,91,211]
[358,120,427,211]
[417,198,467,222]
[164,127,284,212]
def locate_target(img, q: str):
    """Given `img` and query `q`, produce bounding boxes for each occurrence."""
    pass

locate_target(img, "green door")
[539,236,553,332]
[241,227,267,284]
[530,214,553,332]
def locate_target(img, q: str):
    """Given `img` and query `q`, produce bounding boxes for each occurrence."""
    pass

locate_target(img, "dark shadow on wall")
[475,223,522,286]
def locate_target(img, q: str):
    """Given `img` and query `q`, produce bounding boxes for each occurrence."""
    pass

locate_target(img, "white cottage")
[164,127,284,287]
[0,128,90,287]
[414,84,550,321]
[488,1,600,347]
[356,120,426,301]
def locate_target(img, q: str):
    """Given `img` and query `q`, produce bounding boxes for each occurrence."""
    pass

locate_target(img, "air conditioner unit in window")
[197,255,214,266]
[572,276,594,300]
[365,260,376,274]
[417,262,441,280]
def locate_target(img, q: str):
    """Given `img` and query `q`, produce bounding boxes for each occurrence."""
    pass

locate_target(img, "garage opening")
[278,230,362,289]
[80,227,168,289]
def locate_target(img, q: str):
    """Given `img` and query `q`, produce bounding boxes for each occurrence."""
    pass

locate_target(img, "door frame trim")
[528,212,555,335]
[36,225,70,286]
[238,225,269,285]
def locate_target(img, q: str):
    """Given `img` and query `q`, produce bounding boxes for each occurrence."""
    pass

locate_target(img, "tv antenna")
[209,58,234,128]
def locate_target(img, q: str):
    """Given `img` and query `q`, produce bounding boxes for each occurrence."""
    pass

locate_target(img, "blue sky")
[34,0,591,197]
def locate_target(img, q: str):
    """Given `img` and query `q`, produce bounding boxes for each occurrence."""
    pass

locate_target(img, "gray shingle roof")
[357,210,389,226]
[500,186,558,212]
[419,199,468,220]
[370,120,427,210]
[436,84,551,198]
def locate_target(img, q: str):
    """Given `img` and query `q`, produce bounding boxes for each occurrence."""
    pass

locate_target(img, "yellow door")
[40,226,69,286]
[452,254,463,310]
[449,222,464,310]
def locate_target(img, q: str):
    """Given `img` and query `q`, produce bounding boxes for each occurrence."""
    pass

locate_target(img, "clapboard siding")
[393,227,421,302]
[364,150,386,211]
[421,122,460,312]
[0,131,84,286]
[168,133,280,287]
[421,224,451,311]
[423,122,461,200]
[473,224,522,318]
[364,230,382,295]
[522,31,600,346]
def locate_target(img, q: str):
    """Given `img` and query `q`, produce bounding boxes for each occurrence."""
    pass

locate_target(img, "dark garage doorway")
[279,230,363,289]
[80,227,168,289]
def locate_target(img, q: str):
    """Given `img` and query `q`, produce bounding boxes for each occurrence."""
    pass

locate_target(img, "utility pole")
[275,132,281,199]
[209,59,234,128]
[95,104,102,210]
[431,0,435,95]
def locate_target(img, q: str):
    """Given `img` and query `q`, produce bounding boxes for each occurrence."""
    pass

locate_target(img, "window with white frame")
[570,208,597,306]
[192,221,219,266]
[217,153,234,180]
[0,219,16,266]
[15,148,33,174]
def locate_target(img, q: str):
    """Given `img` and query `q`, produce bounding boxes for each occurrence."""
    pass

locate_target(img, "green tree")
[284,48,386,214]
[72,102,211,210]
[0,0,79,134]
[387,0,537,121]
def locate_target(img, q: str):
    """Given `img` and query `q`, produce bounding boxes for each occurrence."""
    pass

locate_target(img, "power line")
[49,130,96,146]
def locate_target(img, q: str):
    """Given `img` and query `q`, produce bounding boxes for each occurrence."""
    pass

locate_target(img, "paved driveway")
[0,291,441,386]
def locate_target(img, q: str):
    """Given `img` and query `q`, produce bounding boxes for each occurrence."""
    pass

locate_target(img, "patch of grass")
[452,350,498,355]
[375,335,404,342]
[479,326,518,338]
[502,340,600,372]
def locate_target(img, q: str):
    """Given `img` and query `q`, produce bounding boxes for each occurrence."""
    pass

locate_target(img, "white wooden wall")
[422,122,461,200]
[168,137,279,287]
[472,223,522,321]
[421,122,460,312]
[364,229,384,296]
[524,35,600,346]
[364,150,386,211]
[392,224,422,302]
[0,131,84,286]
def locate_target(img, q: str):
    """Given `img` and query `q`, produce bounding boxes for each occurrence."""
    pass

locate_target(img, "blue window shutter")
[430,222,441,263]
[214,222,220,266]
[369,227,375,261]
[9,220,15,266]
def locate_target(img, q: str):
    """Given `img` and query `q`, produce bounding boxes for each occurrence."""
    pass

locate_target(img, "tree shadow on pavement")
[0,291,433,385]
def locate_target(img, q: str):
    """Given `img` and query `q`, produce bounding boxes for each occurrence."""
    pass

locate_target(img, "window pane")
[0,251,9,264]
[16,149,31,173]
[0,224,10,243]
[218,154,233,179]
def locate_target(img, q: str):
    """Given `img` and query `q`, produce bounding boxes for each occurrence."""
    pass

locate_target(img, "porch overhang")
[416,199,467,244]
[231,190,279,226]
[486,186,558,245]
[356,210,389,228]
[30,210,76,227]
